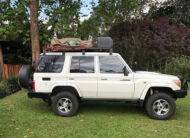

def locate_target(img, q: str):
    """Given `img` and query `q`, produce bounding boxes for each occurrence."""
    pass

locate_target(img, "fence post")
[0,44,6,81]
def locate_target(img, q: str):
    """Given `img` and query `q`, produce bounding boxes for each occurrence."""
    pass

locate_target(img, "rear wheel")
[145,93,176,120]
[51,92,79,117]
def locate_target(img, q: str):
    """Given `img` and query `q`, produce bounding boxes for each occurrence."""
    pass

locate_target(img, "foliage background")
[0,0,190,78]
[110,17,190,71]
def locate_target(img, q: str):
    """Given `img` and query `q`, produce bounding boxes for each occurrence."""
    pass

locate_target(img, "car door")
[97,55,134,99]
[67,56,97,98]
[34,55,66,92]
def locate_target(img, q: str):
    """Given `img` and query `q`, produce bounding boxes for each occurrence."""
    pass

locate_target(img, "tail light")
[32,80,35,90]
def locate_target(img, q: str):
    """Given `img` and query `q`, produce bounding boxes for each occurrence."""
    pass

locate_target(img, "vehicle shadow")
[78,101,147,117]
[26,99,147,117]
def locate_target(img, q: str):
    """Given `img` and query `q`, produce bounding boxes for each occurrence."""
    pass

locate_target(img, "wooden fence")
[4,64,25,79]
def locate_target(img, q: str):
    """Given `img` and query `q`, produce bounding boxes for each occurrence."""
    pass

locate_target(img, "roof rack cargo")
[43,37,113,55]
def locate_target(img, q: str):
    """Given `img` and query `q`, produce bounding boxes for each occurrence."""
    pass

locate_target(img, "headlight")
[173,80,181,87]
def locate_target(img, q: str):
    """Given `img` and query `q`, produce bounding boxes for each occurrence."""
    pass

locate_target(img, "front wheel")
[145,93,176,120]
[51,92,79,117]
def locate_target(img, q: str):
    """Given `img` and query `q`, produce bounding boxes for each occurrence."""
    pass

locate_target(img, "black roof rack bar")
[42,47,113,55]
[47,47,110,52]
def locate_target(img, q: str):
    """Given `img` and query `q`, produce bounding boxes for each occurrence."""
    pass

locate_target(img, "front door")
[97,55,134,99]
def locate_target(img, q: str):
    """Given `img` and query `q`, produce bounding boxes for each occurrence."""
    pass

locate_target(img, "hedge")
[0,76,20,98]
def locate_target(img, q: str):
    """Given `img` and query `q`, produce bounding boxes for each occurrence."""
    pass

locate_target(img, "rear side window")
[36,55,65,73]
[70,56,94,73]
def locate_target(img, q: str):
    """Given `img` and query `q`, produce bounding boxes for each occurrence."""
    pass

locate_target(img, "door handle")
[69,78,75,80]
[101,78,107,80]
[120,79,130,81]
[42,77,51,81]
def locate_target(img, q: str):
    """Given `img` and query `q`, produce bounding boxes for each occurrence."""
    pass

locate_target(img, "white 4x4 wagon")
[19,37,188,120]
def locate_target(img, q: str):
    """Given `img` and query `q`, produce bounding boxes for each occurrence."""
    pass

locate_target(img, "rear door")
[67,56,97,98]
[34,55,65,92]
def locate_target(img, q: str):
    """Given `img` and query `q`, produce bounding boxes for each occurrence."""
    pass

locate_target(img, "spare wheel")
[19,65,34,89]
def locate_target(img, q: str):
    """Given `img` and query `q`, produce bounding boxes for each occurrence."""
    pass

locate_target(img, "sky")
[80,0,98,21]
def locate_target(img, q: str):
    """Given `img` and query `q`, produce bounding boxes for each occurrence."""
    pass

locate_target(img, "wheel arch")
[51,85,82,98]
[140,83,176,100]
[140,86,177,107]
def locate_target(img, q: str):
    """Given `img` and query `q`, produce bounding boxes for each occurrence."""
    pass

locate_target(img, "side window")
[99,56,125,73]
[70,56,94,73]
[35,55,65,73]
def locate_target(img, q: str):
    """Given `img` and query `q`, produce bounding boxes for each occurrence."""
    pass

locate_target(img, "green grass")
[0,88,190,138]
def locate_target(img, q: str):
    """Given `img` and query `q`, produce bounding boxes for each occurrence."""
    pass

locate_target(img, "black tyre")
[51,92,79,117]
[19,65,33,88]
[145,93,176,120]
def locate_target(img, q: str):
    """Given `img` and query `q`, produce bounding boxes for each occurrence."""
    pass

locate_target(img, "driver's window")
[99,56,125,74]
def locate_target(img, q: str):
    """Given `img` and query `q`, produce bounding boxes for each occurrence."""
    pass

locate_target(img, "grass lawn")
[0,87,190,138]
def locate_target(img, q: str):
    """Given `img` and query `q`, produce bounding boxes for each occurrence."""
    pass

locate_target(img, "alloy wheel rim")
[153,99,170,116]
[57,98,72,113]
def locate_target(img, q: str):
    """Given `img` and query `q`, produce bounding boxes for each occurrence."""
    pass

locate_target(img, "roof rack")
[43,46,113,55]
[43,37,113,55]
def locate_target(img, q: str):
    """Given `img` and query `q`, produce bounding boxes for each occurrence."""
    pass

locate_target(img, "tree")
[29,0,41,64]
[0,0,32,64]
[0,0,30,42]
[79,0,148,39]
[110,17,190,71]
[42,0,82,38]
[147,0,190,28]
[0,0,84,65]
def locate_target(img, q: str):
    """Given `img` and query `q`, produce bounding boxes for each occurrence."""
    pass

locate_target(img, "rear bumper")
[27,90,50,99]
[175,78,188,98]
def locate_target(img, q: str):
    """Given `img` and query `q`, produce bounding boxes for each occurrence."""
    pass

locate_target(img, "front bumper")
[175,78,188,98]
[175,90,187,98]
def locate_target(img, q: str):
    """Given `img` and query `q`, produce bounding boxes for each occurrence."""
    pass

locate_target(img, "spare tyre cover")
[19,65,33,89]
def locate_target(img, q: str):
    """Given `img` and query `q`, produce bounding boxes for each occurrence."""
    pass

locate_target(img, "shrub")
[110,17,190,71]
[164,56,190,80]
[0,76,20,98]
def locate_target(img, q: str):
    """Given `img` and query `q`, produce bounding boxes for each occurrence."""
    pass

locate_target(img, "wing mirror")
[123,66,129,76]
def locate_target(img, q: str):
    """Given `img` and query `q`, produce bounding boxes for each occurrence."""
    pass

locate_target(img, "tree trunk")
[29,0,40,65]
[0,44,5,81]
[58,0,64,36]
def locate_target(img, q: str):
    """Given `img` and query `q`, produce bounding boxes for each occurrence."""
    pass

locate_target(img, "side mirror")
[123,66,129,76]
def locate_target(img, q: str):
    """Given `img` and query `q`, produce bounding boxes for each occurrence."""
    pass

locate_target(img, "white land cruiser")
[19,37,188,120]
